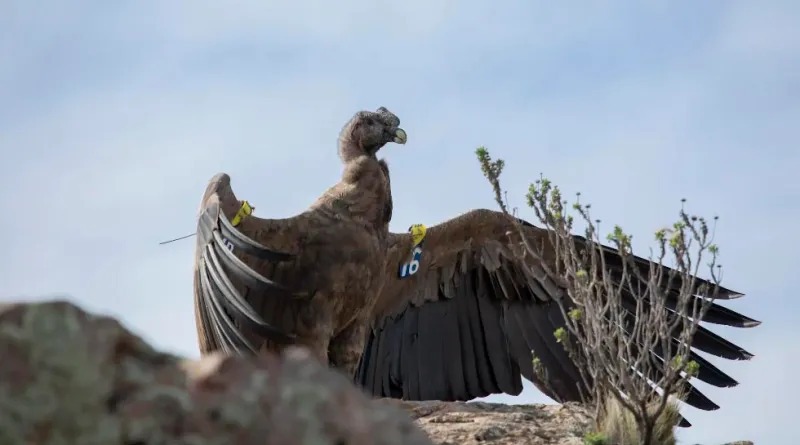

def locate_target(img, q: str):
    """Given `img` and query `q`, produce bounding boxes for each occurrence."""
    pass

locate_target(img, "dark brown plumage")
[194,106,407,376]
[193,107,759,426]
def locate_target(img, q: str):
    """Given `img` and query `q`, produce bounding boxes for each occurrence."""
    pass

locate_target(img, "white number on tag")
[399,246,423,278]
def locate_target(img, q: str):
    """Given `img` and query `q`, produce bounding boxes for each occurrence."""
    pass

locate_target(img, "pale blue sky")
[1,2,797,443]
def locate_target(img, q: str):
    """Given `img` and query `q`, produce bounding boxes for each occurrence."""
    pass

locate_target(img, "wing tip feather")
[741,319,762,328]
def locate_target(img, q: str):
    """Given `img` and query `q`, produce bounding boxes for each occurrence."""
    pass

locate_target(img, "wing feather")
[356,209,759,427]
[192,173,306,355]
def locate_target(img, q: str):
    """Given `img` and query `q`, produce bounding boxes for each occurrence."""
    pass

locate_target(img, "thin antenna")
[159,233,196,245]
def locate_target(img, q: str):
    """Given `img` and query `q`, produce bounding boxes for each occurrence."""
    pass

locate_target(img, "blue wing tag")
[398,224,427,278]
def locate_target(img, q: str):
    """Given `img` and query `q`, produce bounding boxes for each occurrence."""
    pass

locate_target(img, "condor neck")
[309,156,392,231]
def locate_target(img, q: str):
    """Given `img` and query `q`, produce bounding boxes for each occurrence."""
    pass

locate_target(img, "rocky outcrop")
[404,401,753,445]
[389,400,593,445]
[0,299,432,445]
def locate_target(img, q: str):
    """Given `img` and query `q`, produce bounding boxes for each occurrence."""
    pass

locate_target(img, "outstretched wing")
[355,209,759,425]
[193,173,299,355]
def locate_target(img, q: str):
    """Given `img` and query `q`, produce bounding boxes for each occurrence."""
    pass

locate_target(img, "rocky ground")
[386,400,594,444]
[0,299,752,445]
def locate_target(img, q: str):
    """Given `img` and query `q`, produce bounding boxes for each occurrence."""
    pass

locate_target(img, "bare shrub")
[476,147,724,445]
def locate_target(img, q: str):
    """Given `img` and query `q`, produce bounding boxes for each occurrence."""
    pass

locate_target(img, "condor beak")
[393,128,407,144]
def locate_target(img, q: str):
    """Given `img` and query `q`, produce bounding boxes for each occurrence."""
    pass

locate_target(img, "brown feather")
[193,107,406,375]
[357,207,759,425]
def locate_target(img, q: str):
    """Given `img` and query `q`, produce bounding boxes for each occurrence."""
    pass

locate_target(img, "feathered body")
[194,107,404,375]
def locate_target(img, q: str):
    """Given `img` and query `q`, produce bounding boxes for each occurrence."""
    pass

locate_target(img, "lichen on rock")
[390,400,594,445]
[0,299,433,445]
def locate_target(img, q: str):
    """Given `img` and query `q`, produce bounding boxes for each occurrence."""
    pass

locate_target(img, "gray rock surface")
[0,299,433,445]
[389,400,593,445]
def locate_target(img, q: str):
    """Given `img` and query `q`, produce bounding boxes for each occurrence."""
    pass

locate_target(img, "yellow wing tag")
[221,200,255,253]
[231,200,254,227]
[410,223,427,246]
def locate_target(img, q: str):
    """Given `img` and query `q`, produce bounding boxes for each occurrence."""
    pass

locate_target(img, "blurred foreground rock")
[0,299,432,445]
